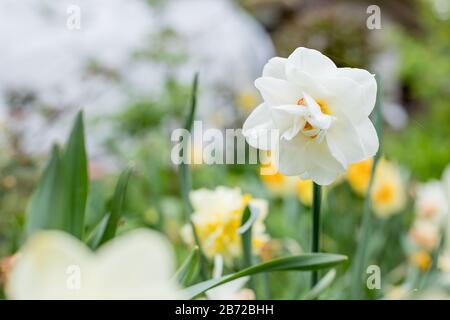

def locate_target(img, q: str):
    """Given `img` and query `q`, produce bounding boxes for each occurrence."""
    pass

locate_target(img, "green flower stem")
[311,182,322,288]
[350,155,379,298]
[180,73,208,280]
[351,76,383,299]
[180,161,208,280]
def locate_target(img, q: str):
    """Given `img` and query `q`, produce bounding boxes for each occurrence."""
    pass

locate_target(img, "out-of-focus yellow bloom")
[347,158,373,196]
[347,158,406,218]
[236,89,260,113]
[410,250,432,271]
[260,161,298,197]
[259,159,314,206]
[182,187,270,262]
[371,160,406,218]
[296,178,313,207]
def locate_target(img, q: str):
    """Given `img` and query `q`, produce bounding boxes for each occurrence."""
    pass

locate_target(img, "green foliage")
[97,169,132,246]
[23,111,132,250]
[384,2,450,180]
[174,247,200,287]
[63,112,88,238]
[116,79,190,136]
[25,145,67,236]
[25,111,89,238]
[240,206,253,268]
[182,253,347,299]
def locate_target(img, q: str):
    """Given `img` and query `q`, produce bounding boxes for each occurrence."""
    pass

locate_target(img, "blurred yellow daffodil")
[182,187,270,262]
[296,178,314,207]
[410,250,432,271]
[347,158,406,218]
[260,160,298,197]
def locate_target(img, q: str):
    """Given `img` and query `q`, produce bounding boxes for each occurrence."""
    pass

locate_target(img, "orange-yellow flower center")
[296,97,331,138]
[373,183,394,204]
[296,97,331,115]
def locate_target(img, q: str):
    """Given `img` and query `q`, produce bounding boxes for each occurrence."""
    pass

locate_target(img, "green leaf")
[304,269,336,299]
[180,72,199,217]
[97,168,131,246]
[84,181,108,237]
[25,145,67,236]
[240,205,253,268]
[63,111,88,239]
[240,205,255,291]
[178,73,208,280]
[85,214,110,250]
[183,72,199,132]
[173,247,200,287]
[181,253,347,299]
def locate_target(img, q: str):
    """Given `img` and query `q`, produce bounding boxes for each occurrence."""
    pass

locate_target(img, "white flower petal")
[319,76,366,122]
[338,68,377,117]
[277,135,310,175]
[7,231,92,300]
[354,117,379,159]
[243,103,275,150]
[206,277,249,300]
[304,141,346,185]
[271,105,307,140]
[94,229,179,299]
[7,229,180,300]
[326,115,377,166]
[287,47,337,77]
[285,68,327,99]
[262,57,287,79]
[303,92,335,130]
[255,77,300,106]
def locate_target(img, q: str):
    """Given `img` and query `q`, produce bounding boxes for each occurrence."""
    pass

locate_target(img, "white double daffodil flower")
[243,47,379,185]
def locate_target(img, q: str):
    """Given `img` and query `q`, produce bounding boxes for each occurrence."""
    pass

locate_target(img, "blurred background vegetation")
[0,0,449,299]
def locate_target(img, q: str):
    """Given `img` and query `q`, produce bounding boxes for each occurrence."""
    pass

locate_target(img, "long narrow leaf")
[25,145,67,236]
[179,73,208,280]
[85,214,110,250]
[173,247,200,287]
[304,269,337,299]
[84,181,108,238]
[181,253,347,299]
[63,111,88,239]
[240,206,253,268]
[97,168,131,246]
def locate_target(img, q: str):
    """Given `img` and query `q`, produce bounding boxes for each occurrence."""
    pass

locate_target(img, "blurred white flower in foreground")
[243,47,379,185]
[181,187,269,263]
[6,229,180,299]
